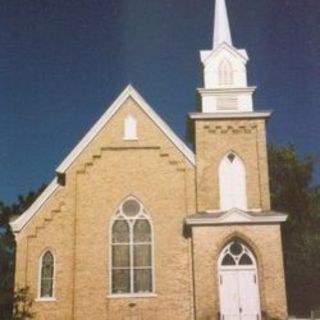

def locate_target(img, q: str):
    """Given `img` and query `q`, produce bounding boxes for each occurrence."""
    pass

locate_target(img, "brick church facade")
[11,1,288,319]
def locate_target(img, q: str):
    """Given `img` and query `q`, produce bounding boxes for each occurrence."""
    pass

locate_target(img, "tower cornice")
[189,111,272,120]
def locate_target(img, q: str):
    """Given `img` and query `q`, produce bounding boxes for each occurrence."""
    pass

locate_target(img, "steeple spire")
[213,0,232,49]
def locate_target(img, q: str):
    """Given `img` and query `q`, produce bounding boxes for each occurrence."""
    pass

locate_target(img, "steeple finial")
[213,0,232,49]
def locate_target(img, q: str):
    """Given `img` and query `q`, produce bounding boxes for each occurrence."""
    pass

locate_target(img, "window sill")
[123,137,138,141]
[107,293,157,299]
[35,297,56,302]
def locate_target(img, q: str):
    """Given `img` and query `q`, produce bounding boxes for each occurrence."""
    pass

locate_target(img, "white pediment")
[185,208,288,226]
[200,43,248,67]
[218,208,253,223]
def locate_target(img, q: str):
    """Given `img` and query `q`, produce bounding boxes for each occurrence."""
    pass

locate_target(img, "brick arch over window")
[110,196,154,296]
[218,59,234,86]
[217,232,261,266]
[218,151,247,210]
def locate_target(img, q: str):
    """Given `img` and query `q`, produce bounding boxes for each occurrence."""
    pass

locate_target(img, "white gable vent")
[123,114,138,140]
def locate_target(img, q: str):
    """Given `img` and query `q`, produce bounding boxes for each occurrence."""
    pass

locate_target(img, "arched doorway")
[218,240,261,320]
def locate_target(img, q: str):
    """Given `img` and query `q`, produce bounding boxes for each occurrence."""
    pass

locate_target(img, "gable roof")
[10,85,195,234]
[56,84,195,173]
[200,42,248,66]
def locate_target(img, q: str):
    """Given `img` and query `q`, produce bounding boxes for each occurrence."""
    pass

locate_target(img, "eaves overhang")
[198,87,257,96]
[189,110,272,121]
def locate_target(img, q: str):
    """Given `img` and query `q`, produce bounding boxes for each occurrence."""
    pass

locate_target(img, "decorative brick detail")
[205,122,257,134]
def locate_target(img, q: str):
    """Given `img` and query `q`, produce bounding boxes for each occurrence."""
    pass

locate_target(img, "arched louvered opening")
[111,197,153,296]
[218,59,234,86]
[219,152,247,210]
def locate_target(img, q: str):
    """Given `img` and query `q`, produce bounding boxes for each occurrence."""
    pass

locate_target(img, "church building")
[11,0,288,319]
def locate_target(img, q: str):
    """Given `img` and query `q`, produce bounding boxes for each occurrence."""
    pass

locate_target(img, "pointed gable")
[10,85,195,233]
[56,85,195,174]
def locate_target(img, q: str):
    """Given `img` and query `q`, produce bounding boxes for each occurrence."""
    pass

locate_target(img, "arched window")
[123,115,138,140]
[39,250,55,298]
[218,59,234,86]
[219,152,247,210]
[219,240,255,267]
[111,197,153,295]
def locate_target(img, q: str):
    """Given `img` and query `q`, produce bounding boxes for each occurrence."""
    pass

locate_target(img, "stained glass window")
[111,198,153,295]
[40,251,54,298]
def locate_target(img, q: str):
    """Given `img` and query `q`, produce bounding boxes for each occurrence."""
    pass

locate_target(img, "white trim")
[109,196,156,297]
[10,178,60,233]
[189,110,272,120]
[107,293,157,299]
[35,297,57,302]
[206,208,263,214]
[56,84,195,174]
[185,208,288,226]
[198,87,256,95]
[10,85,195,235]
[37,249,56,300]
[218,240,257,269]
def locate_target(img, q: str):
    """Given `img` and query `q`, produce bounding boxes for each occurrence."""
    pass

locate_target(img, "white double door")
[219,269,261,320]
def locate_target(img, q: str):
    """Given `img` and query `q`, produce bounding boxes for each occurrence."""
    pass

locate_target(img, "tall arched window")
[219,59,234,86]
[219,152,247,210]
[39,250,55,298]
[111,197,153,295]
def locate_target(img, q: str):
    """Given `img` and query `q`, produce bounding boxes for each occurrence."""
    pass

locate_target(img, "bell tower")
[187,2,288,319]
[190,0,272,212]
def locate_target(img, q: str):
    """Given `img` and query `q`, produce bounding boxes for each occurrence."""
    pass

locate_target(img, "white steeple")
[198,0,255,114]
[213,0,232,49]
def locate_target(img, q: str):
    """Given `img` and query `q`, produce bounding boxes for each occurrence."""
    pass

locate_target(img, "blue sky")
[0,0,319,204]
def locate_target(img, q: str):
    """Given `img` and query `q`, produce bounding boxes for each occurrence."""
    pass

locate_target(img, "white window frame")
[123,114,138,140]
[36,248,56,302]
[218,240,257,271]
[108,196,156,298]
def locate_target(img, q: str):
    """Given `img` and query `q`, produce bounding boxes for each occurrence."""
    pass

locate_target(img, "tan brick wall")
[13,97,287,320]
[192,224,288,320]
[15,97,196,320]
[194,118,271,212]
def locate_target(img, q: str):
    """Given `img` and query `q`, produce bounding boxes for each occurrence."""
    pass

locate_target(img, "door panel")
[238,271,260,320]
[220,272,239,320]
[219,270,260,320]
